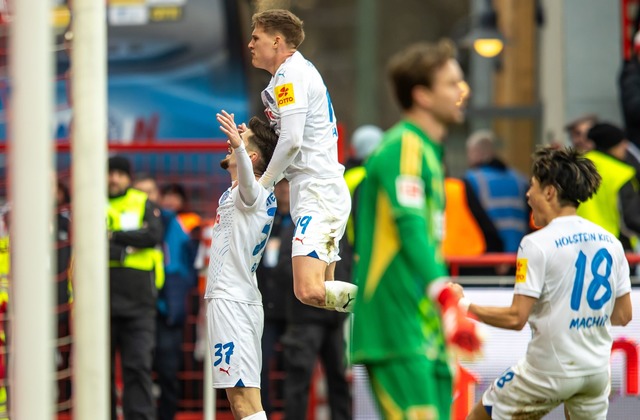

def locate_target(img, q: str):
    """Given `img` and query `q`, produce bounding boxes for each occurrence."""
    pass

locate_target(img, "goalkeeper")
[351,39,481,419]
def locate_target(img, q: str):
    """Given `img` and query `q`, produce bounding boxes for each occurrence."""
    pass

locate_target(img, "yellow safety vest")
[108,189,164,289]
[0,215,9,310]
[577,150,637,238]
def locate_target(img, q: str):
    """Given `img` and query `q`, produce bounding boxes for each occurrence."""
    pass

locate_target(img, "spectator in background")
[344,124,384,172]
[0,204,8,418]
[156,182,200,420]
[564,114,640,183]
[133,175,200,420]
[256,178,352,420]
[341,124,384,278]
[133,174,161,203]
[56,180,71,218]
[280,185,351,420]
[618,31,640,182]
[134,175,200,420]
[564,114,597,152]
[107,156,164,420]
[160,183,202,241]
[464,130,530,253]
[344,125,384,241]
[442,176,503,274]
[577,123,640,250]
[256,179,292,419]
[54,180,72,332]
[620,29,640,149]
[55,180,73,405]
[0,179,75,413]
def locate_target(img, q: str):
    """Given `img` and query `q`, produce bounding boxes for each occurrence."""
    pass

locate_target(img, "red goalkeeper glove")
[429,281,483,357]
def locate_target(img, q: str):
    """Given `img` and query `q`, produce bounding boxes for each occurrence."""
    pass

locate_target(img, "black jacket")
[257,212,294,322]
[109,192,163,317]
[620,59,640,147]
[56,212,72,324]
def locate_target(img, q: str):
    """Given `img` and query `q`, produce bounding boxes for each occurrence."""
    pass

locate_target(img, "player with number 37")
[456,147,633,420]
[205,111,279,420]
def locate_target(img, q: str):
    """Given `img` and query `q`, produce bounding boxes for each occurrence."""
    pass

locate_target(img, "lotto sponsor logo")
[515,258,527,283]
[276,83,295,107]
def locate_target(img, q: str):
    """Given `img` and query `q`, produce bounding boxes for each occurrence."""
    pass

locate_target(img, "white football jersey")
[514,215,631,377]
[205,185,276,304]
[261,51,344,181]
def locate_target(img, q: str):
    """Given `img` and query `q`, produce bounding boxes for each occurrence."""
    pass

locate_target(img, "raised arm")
[217,111,262,206]
[258,112,305,187]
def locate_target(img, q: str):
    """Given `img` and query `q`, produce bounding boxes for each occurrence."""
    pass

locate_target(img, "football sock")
[241,411,267,420]
[325,280,357,313]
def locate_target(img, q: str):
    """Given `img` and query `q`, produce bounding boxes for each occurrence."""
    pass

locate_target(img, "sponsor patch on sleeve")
[275,83,295,108]
[396,175,425,208]
[515,258,528,283]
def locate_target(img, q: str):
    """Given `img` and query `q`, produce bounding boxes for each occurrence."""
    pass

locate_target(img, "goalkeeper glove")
[428,280,483,357]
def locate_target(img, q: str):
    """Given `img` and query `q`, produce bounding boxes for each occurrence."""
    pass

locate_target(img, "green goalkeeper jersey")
[351,119,448,364]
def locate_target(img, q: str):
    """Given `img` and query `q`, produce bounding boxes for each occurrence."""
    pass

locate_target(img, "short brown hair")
[247,117,278,175]
[387,39,457,110]
[251,9,305,49]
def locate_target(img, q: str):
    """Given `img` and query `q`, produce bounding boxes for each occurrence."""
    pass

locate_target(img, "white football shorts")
[205,298,264,389]
[289,176,350,264]
[482,360,610,419]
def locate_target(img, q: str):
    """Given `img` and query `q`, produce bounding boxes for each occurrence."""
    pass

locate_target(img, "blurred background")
[1,0,640,419]
[1,0,634,208]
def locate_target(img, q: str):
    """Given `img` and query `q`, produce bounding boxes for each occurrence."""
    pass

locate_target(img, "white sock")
[325,280,358,313]
[241,411,267,420]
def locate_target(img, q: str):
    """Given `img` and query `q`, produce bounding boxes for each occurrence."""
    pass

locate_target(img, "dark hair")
[387,39,457,110]
[161,183,188,203]
[247,117,278,175]
[108,155,132,178]
[251,9,305,48]
[531,147,601,207]
[57,180,70,205]
[134,172,156,184]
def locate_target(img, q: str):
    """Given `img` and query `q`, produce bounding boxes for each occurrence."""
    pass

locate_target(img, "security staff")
[107,155,163,420]
[577,123,640,248]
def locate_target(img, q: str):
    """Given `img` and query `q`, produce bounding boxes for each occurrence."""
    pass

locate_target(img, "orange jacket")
[442,178,486,257]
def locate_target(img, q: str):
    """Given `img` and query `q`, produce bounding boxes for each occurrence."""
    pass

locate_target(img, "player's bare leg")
[292,255,328,307]
[292,256,357,312]
[324,260,336,281]
[466,400,491,420]
[225,387,265,419]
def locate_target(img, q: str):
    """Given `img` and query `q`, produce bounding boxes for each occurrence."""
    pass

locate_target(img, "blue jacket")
[157,209,199,325]
[465,159,529,253]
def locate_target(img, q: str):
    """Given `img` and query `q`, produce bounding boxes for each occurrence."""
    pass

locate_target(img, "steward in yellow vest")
[107,155,163,419]
[576,123,640,248]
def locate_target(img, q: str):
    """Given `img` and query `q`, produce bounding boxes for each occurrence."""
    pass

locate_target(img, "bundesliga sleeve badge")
[396,175,425,208]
